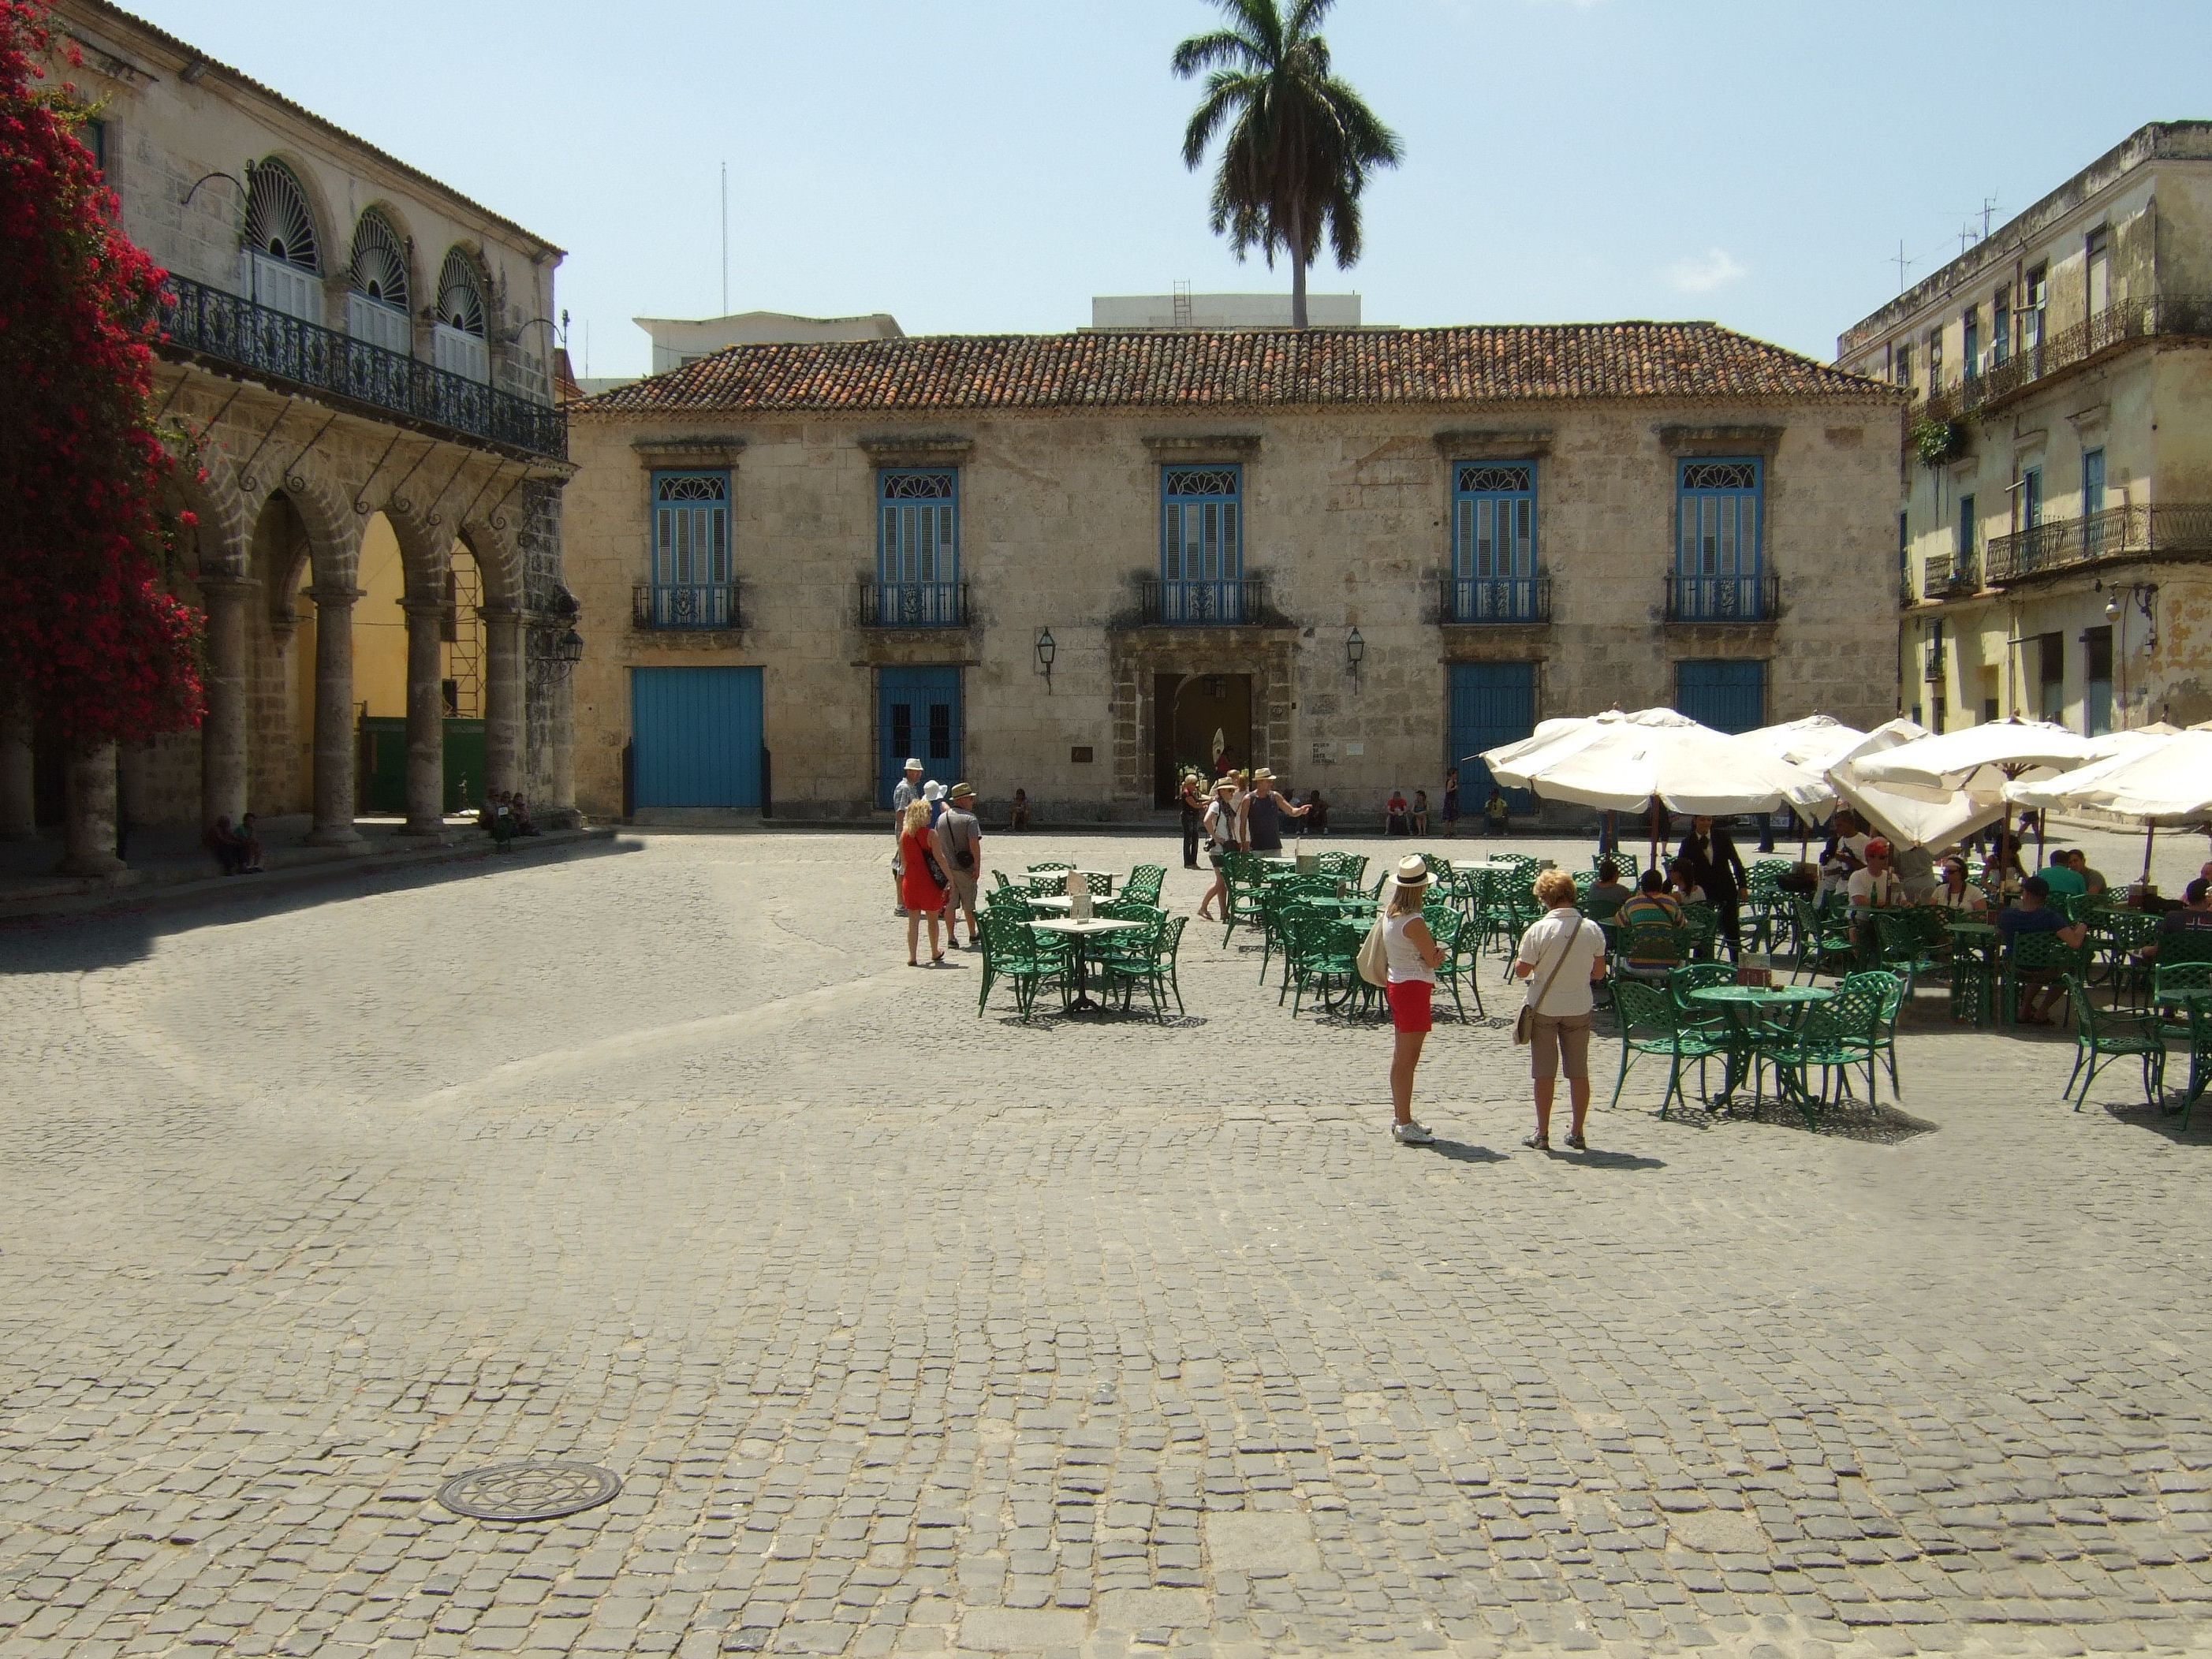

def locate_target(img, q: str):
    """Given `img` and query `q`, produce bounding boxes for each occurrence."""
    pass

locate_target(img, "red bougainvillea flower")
[0,0,203,744]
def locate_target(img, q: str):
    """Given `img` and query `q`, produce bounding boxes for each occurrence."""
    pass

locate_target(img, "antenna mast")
[1893,240,1913,294]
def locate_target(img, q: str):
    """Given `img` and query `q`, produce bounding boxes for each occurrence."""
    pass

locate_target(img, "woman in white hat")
[1382,855,1446,1146]
[1196,776,1242,923]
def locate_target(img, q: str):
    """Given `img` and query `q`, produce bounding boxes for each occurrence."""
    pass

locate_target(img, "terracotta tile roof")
[576,323,1895,417]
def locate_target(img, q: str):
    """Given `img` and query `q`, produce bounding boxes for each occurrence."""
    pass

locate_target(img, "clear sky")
[130,0,2212,379]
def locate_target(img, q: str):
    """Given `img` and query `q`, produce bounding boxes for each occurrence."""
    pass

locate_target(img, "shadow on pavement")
[0,833,640,976]
[1424,1138,1509,1165]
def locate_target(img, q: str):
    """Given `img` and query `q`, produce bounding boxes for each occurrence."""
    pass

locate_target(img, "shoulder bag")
[1513,912,1586,1046]
[1356,908,1392,987]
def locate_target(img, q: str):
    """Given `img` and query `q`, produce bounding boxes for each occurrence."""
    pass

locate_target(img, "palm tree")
[1172,0,1403,330]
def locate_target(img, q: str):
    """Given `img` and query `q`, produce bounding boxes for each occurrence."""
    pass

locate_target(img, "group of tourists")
[1379,858,1607,1155]
[890,758,984,967]
[1182,768,1311,923]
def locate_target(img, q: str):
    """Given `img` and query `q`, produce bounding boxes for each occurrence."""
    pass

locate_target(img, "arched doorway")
[352,524,489,818]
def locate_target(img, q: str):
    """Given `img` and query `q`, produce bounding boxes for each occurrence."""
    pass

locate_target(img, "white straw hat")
[1393,855,1433,887]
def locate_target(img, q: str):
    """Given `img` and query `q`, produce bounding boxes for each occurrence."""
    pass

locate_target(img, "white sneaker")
[1391,1121,1434,1146]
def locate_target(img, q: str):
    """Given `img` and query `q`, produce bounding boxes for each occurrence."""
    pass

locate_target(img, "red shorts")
[1386,979,1433,1034]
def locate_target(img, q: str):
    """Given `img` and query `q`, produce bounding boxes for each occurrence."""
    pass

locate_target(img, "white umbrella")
[1851,718,2100,879]
[1484,707,1834,823]
[1848,718,2100,790]
[1739,714,1869,774]
[2004,725,2204,887]
[1826,718,2006,852]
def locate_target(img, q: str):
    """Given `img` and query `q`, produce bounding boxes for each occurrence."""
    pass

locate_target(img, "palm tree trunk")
[1291,245,1308,329]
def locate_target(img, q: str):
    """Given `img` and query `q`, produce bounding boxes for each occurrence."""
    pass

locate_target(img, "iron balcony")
[1136,576,1276,627]
[1439,575,1550,624]
[634,581,741,630]
[1918,294,2212,425]
[160,274,566,461]
[1665,570,1777,624]
[1985,502,2212,583]
[859,580,968,628]
[1919,550,1979,599]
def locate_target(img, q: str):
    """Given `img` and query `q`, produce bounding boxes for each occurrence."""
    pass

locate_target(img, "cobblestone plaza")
[6,830,2212,1658]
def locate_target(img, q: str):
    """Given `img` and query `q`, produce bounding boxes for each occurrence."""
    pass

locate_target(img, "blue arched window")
[1673,459,1766,620]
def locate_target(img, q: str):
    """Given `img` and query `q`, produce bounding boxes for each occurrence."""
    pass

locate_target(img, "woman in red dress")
[898,800,952,967]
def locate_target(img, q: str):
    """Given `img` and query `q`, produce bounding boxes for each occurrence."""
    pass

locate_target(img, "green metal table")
[1689,984,1834,1124]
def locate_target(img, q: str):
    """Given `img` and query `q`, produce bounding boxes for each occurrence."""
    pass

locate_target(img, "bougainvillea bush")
[0,0,202,747]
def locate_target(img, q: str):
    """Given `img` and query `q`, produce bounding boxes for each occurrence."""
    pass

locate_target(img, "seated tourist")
[203,815,249,876]
[1411,788,1431,835]
[2062,848,2107,895]
[2038,848,2087,900]
[1998,876,2089,1025]
[509,792,540,836]
[1847,838,1908,915]
[1586,859,1632,913]
[1931,856,1987,912]
[1305,788,1330,835]
[1616,870,1686,974]
[2141,877,2212,960]
[1667,859,1706,905]
[1385,789,1409,837]
[1009,788,1031,830]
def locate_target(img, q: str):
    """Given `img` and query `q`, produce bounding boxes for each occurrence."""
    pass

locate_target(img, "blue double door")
[878,666,962,808]
[632,666,763,808]
[1448,663,1537,813]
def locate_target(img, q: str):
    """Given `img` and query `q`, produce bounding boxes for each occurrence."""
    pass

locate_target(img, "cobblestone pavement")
[6,828,2212,1659]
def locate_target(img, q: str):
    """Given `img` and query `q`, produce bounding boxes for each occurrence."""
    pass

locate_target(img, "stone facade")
[1840,121,2212,733]
[0,2,574,867]
[564,329,1904,825]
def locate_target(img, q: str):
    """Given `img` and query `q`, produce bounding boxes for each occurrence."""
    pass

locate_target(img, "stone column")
[547,666,578,828]
[198,575,254,830]
[400,598,449,839]
[0,693,35,841]
[56,743,124,877]
[482,605,525,799]
[305,583,367,850]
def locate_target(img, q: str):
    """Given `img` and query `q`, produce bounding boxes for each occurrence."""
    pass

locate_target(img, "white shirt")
[1848,867,1907,910]
[1933,882,1987,912]
[1516,910,1606,1019]
[1384,912,1436,985]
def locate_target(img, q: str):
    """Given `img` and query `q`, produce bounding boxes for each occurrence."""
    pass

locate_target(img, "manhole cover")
[435,1461,621,1521]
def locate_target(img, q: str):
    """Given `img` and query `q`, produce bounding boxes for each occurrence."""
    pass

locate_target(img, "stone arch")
[346,203,416,314]
[160,438,252,580]
[268,446,361,591]
[381,501,450,606]
[242,153,334,277]
[457,514,524,611]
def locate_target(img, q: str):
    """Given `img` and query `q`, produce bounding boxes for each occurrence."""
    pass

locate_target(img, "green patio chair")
[1789,971,1893,1109]
[1122,864,1166,907]
[1220,854,1267,944]
[1317,850,1368,887]
[2061,976,2165,1111]
[1680,900,1720,960]
[1748,857,1791,893]
[1291,916,1367,1017]
[1666,962,1735,1031]
[1103,912,1188,1019]
[1027,860,1073,874]
[2158,928,2212,969]
[990,868,1014,892]
[1614,921,1688,984]
[979,909,1062,1021]
[2005,930,2091,1027]
[1610,979,1725,1117]
[1871,910,1946,999]
[1429,907,1484,1022]
[1789,897,1857,982]
[2154,962,2212,1041]
[2088,908,2158,1009]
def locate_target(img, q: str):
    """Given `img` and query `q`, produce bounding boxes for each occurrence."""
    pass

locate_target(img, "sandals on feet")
[1523,1133,1550,1151]
[1565,1133,1588,1152]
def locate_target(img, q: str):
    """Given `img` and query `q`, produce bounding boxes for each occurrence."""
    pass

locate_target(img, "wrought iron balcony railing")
[1985,501,2212,583]
[1136,575,1275,627]
[1441,575,1551,624]
[859,580,968,628]
[1919,295,2212,424]
[1919,550,1979,598]
[159,274,566,461]
[635,581,741,630]
[1665,570,1777,624]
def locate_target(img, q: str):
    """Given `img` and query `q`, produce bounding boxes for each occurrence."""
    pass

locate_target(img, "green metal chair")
[1610,979,1725,1117]
[1424,909,1483,1023]
[978,909,1063,1020]
[2158,929,2212,968]
[2005,930,2091,1027]
[2088,908,2159,1009]
[1789,897,1857,982]
[1790,972,1893,1109]
[1123,864,1166,907]
[1100,913,1184,1019]
[2154,962,2212,1041]
[1666,962,1735,1031]
[2061,976,2165,1111]
[1871,910,1946,999]
[1290,916,1366,1017]
[1614,920,1688,984]
[1220,853,1268,944]
[1317,850,1368,888]
[1679,900,1720,960]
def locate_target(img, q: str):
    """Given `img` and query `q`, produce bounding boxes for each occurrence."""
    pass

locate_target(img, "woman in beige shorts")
[1513,867,1609,1152]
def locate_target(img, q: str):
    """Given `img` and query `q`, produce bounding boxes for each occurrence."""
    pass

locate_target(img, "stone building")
[564,324,1903,826]
[2,1,574,873]
[1839,121,2212,735]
